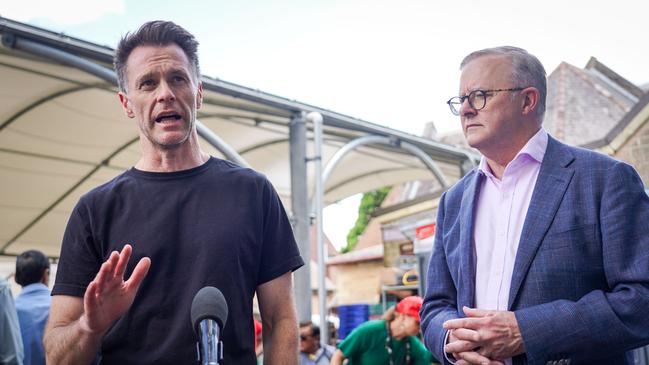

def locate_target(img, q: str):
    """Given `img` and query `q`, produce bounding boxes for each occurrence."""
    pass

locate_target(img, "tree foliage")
[342,186,391,253]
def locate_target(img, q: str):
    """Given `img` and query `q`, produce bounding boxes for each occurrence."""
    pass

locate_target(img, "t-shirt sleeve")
[256,177,304,285]
[52,198,103,297]
[337,322,367,359]
[410,336,435,364]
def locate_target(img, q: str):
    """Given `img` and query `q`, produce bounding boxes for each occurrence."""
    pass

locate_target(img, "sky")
[3,0,648,249]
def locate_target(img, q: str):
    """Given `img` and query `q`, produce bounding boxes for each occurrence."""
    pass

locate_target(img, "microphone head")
[191,286,228,335]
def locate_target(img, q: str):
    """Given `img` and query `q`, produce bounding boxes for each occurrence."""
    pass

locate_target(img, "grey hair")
[461,46,546,117]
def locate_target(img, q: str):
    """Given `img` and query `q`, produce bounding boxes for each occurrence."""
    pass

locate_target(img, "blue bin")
[338,304,369,339]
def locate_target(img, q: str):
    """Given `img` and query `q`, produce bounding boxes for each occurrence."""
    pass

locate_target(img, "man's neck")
[482,126,542,180]
[303,347,320,357]
[136,135,209,172]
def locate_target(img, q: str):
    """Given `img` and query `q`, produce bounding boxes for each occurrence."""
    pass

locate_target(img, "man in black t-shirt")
[43,21,304,365]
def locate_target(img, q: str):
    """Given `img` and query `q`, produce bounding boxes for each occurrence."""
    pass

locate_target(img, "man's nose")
[156,81,176,103]
[459,97,476,117]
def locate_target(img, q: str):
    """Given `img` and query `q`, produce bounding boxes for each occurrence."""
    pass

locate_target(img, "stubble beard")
[143,118,194,151]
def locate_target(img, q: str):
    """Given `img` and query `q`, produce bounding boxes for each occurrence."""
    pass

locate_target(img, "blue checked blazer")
[420,136,649,365]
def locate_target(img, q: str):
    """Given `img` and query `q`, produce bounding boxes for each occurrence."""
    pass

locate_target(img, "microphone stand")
[197,319,223,365]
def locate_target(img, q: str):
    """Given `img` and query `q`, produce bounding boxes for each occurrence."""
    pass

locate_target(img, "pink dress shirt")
[444,129,549,364]
[472,128,547,364]
[474,128,548,310]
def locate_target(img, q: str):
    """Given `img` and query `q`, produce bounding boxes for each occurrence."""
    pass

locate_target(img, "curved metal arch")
[322,135,450,192]
[323,166,426,197]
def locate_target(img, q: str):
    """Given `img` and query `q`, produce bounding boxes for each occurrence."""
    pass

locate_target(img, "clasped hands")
[443,306,525,365]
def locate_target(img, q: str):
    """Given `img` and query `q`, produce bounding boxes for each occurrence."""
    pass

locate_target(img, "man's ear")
[118,91,135,118]
[521,87,540,116]
[196,82,203,110]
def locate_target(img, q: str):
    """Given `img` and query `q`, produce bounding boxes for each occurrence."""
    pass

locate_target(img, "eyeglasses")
[300,335,311,341]
[446,88,524,116]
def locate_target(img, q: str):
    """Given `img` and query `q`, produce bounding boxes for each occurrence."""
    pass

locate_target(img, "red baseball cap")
[395,296,423,322]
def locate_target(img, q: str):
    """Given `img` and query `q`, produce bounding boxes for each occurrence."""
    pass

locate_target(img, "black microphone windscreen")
[191,286,228,334]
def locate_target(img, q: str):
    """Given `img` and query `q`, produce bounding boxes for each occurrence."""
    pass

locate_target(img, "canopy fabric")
[0,17,475,257]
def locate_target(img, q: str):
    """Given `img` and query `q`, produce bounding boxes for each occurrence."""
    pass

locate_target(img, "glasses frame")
[446,87,525,116]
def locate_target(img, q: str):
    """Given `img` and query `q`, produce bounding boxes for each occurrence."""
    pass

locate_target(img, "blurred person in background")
[0,277,24,365]
[331,296,438,365]
[255,318,263,364]
[299,321,335,365]
[15,250,51,365]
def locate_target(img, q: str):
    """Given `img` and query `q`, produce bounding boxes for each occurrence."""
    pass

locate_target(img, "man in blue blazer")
[420,46,649,365]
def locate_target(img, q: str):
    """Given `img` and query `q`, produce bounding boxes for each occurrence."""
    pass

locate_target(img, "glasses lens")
[469,90,487,110]
[300,335,308,341]
[448,97,462,116]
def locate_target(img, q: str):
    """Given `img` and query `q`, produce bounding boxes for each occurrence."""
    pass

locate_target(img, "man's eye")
[139,80,155,88]
[172,76,187,83]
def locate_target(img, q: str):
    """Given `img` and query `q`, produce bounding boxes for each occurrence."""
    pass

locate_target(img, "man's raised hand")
[79,244,150,335]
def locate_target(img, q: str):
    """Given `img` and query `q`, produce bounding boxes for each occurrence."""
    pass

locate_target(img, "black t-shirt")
[53,157,304,364]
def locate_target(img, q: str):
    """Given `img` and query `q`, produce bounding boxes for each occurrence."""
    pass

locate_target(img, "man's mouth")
[155,113,182,123]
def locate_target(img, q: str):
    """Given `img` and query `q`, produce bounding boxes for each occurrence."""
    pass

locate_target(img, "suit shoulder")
[557,141,632,171]
[443,169,479,201]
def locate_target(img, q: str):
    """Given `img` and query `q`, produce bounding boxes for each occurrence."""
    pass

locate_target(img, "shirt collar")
[478,128,548,177]
[21,282,49,294]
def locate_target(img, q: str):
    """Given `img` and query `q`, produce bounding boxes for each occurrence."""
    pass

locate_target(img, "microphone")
[191,286,228,365]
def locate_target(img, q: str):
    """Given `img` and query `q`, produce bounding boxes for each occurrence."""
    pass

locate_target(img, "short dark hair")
[15,250,49,286]
[114,20,200,92]
[299,321,320,337]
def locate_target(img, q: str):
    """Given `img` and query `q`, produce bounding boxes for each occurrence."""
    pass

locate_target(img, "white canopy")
[0,17,476,257]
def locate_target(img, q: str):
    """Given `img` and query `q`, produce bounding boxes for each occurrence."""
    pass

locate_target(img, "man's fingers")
[114,244,133,278]
[458,350,493,365]
[93,261,110,296]
[449,327,480,342]
[444,317,482,330]
[463,306,492,318]
[126,257,151,290]
[444,318,467,329]
[106,251,119,273]
[445,339,479,354]
[84,281,98,309]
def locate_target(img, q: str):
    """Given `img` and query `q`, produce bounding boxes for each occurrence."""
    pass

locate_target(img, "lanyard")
[385,322,411,365]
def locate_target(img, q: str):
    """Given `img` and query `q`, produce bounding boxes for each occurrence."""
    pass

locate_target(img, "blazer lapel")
[508,137,575,309]
[458,170,482,309]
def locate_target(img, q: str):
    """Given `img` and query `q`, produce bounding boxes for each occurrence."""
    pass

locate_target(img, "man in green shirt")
[331,296,439,365]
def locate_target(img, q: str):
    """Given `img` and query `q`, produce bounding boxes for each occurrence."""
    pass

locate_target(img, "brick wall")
[613,120,649,185]
[329,260,384,305]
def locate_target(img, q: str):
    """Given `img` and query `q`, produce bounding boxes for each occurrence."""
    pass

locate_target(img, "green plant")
[342,186,391,253]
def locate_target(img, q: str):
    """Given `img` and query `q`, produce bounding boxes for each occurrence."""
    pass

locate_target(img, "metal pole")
[289,112,311,323]
[308,111,329,347]
[195,121,249,167]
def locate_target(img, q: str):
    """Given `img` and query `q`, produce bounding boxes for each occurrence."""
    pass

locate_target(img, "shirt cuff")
[443,330,457,364]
